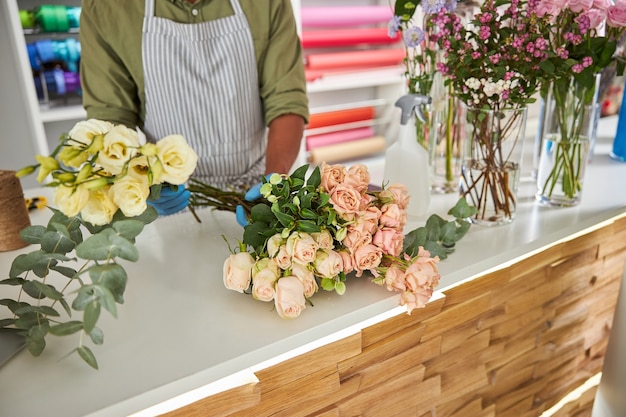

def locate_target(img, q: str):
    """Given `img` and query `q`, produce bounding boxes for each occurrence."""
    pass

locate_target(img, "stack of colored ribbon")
[300,5,404,82]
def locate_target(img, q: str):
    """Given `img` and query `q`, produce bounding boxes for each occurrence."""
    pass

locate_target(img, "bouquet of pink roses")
[218,163,475,319]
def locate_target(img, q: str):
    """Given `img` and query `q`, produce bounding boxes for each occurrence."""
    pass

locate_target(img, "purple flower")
[388,15,402,38]
[444,0,458,12]
[403,26,426,47]
[421,0,447,15]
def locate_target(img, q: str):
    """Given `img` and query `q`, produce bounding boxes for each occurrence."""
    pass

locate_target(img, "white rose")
[311,229,334,251]
[155,135,198,185]
[53,184,89,218]
[266,233,284,257]
[223,252,255,293]
[109,175,150,217]
[274,276,306,319]
[285,232,318,265]
[252,264,280,302]
[81,187,119,226]
[96,124,141,175]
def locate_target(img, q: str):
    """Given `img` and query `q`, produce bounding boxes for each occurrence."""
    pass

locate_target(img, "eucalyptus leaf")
[88,264,127,303]
[77,345,99,370]
[48,321,83,336]
[41,230,76,254]
[26,327,47,356]
[112,219,145,241]
[89,326,104,345]
[250,204,275,224]
[83,301,101,333]
[19,225,46,244]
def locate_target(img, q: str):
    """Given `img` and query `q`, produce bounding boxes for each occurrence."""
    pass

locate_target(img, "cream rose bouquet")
[213,163,476,319]
[1,119,198,369]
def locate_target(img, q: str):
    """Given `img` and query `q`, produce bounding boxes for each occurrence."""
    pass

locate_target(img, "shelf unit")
[1,0,401,188]
[0,0,84,188]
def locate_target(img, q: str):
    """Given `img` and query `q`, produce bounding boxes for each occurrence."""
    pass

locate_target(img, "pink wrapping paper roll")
[308,136,387,164]
[301,6,393,27]
[306,126,375,150]
[305,49,406,71]
[301,28,400,49]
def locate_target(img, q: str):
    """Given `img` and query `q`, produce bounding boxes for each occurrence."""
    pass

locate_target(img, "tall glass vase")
[459,105,527,226]
[535,75,600,207]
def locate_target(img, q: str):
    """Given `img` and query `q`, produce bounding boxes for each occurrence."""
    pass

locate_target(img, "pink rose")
[593,0,611,11]
[311,229,334,250]
[329,184,362,217]
[223,252,255,293]
[274,245,292,270]
[400,288,433,314]
[533,0,567,20]
[373,228,404,257]
[343,228,372,253]
[286,232,318,265]
[344,164,370,194]
[274,276,306,319]
[578,9,606,29]
[384,265,406,292]
[252,271,279,302]
[291,263,319,298]
[404,249,441,291]
[338,250,355,274]
[379,203,407,230]
[568,0,593,13]
[313,249,344,279]
[607,1,626,27]
[354,206,381,236]
[266,233,284,257]
[353,243,383,276]
[387,184,410,210]
[320,162,346,192]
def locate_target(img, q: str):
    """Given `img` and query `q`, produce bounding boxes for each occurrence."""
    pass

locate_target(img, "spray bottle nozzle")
[395,94,432,125]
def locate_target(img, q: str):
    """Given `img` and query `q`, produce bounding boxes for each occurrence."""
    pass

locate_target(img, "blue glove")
[147,185,190,216]
[236,175,272,227]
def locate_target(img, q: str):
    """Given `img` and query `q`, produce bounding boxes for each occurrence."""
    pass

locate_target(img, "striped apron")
[141,0,266,190]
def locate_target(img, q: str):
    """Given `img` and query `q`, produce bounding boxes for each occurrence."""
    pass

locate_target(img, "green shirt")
[79,0,309,129]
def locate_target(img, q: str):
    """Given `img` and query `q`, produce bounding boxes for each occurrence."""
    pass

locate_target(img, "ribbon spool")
[0,171,31,252]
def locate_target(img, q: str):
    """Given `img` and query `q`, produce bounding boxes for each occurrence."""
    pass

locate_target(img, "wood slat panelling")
[165,218,626,417]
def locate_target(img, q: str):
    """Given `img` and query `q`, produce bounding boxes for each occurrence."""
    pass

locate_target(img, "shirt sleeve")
[258,0,310,126]
[79,0,142,128]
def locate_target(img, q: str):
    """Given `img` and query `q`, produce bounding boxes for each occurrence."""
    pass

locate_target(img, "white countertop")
[1,117,625,417]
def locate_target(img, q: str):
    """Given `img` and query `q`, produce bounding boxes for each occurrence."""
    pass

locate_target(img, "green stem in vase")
[445,90,455,183]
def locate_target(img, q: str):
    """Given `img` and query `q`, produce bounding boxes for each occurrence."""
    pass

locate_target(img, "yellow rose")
[57,145,88,168]
[53,184,89,218]
[68,119,114,146]
[81,187,118,226]
[96,125,141,175]
[155,135,198,185]
[109,176,150,218]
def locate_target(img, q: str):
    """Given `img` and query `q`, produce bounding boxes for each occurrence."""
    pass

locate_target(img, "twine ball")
[0,170,31,251]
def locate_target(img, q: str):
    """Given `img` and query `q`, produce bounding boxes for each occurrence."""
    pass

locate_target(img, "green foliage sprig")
[0,207,157,369]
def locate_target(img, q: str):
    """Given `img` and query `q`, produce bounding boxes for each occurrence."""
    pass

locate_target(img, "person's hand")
[147,185,190,216]
[236,174,272,227]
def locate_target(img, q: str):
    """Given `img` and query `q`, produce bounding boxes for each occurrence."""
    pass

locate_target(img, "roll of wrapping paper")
[0,170,31,251]
[301,6,393,27]
[308,136,386,164]
[305,49,405,71]
[306,126,375,150]
[308,106,375,130]
[301,28,400,49]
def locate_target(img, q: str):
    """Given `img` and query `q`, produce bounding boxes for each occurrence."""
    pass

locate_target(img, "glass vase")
[535,75,600,207]
[459,105,527,226]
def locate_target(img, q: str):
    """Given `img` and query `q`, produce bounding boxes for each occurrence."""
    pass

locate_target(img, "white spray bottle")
[383,94,432,218]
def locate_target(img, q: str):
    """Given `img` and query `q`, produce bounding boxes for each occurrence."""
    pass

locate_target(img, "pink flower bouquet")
[217,163,475,319]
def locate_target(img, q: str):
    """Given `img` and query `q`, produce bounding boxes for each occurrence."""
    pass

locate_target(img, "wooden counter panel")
[163,220,626,417]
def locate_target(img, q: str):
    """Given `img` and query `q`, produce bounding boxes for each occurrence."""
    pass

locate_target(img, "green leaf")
[76,229,139,262]
[19,225,46,244]
[307,166,321,189]
[23,280,64,301]
[295,220,321,233]
[83,301,101,333]
[76,345,99,370]
[26,324,47,356]
[112,219,145,241]
[291,164,309,181]
[394,0,418,21]
[320,278,335,292]
[41,230,76,254]
[448,198,477,219]
[88,264,127,304]
[50,265,78,279]
[243,222,270,254]
[14,305,60,317]
[48,321,83,336]
[250,203,275,224]
[89,326,104,345]
[300,208,318,220]
[72,286,99,311]
[335,281,346,295]
[273,209,295,228]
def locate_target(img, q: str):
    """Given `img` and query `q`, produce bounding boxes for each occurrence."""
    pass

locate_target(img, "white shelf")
[306,66,405,93]
[39,104,86,123]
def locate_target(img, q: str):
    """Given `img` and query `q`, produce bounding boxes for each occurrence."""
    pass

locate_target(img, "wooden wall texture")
[164,215,626,417]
